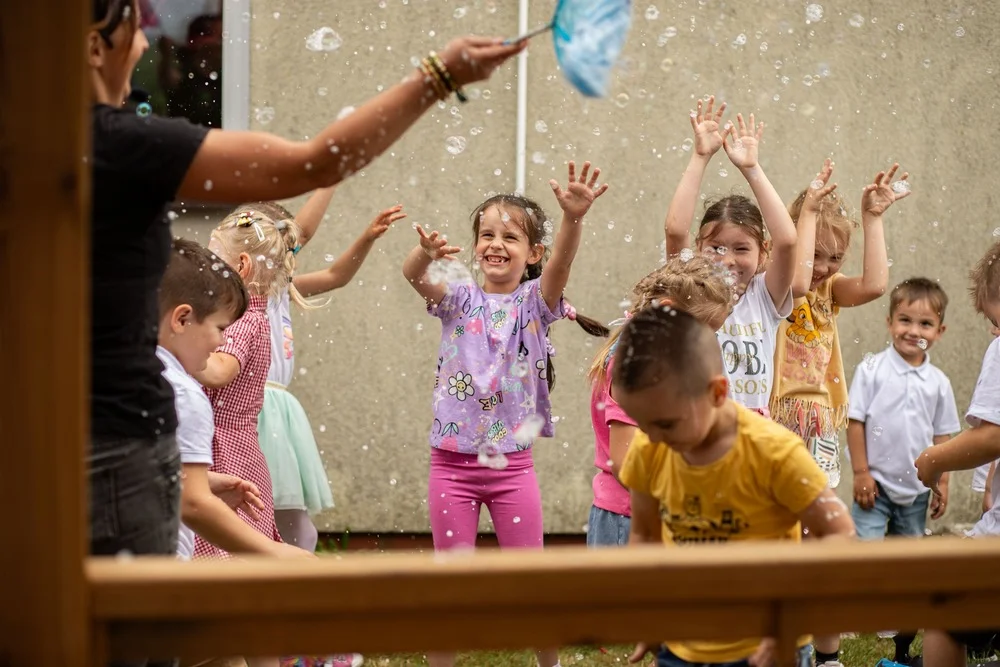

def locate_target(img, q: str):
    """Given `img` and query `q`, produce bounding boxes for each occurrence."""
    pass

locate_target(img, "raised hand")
[549,160,609,221]
[367,205,407,241]
[415,225,462,260]
[439,36,527,87]
[861,163,910,218]
[690,95,727,157]
[802,159,838,215]
[722,113,764,171]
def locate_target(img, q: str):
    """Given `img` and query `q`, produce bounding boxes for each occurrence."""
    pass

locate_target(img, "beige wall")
[177,1,1000,534]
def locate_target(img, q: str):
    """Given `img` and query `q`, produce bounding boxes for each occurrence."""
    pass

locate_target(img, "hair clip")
[252,222,266,242]
[291,244,302,255]
[235,211,256,228]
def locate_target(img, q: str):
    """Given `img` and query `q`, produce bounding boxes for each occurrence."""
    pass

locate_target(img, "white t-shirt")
[157,346,215,560]
[716,272,792,410]
[966,338,1000,536]
[972,461,996,493]
[847,345,961,506]
[266,290,294,387]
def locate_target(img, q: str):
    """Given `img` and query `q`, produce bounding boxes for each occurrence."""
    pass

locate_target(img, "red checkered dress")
[194,294,282,558]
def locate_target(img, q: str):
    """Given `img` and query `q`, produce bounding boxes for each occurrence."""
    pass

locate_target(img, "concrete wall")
[176,1,1000,535]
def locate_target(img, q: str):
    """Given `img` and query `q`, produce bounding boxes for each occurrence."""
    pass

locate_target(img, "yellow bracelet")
[428,52,468,104]
[419,58,449,100]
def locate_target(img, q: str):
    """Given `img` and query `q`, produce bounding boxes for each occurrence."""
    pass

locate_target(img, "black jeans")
[89,433,181,667]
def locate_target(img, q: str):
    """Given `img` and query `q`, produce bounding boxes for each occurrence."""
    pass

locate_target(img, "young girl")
[586,255,735,547]
[244,189,405,555]
[770,159,909,667]
[402,161,608,667]
[663,96,798,415]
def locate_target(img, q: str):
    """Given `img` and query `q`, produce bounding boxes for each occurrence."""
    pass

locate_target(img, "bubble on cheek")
[917,338,928,350]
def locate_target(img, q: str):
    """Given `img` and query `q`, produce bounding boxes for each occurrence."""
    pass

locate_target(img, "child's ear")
[236,252,253,281]
[709,375,729,405]
[529,243,545,264]
[938,323,947,336]
[170,304,194,333]
[86,31,105,68]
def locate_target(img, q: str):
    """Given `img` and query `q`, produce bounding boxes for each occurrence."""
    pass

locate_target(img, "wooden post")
[0,0,90,665]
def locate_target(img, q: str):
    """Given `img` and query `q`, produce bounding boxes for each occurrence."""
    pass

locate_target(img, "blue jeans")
[851,483,929,540]
[657,645,813,667]
[89,433,181,667]
[587,505,631,547]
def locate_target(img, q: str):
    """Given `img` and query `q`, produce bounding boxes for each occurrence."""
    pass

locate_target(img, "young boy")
[846,277,961,665]
[611,306,855,667]
[158,238,312,560]
[916,240,1000,667]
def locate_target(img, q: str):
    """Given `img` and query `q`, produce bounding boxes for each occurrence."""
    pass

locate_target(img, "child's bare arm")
[832,164,908,307]
[192,352,240,389]
[608,422,637,482]
[402,226,461,306]
[916,422,1000,494]
[985,462,996,514]
[791,160,836,298]
[722,113,797,308]
[628,490,663,545]
[665,96,726,256]
[798,488,856,538]
[293,186,337,248]
[847,419,877,510]
[294,206,406,298]
[930,434,952,519]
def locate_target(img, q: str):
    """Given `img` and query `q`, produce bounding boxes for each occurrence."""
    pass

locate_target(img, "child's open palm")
[415,225,462,260]
[722,113,764,171]
[367,205,407,241]
[549,160,609,221]
[690,95,727,157]
[861,163,910,217]
[802,159,838,215]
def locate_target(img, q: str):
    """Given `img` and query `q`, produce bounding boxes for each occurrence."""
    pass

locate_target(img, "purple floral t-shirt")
[427,278,565,455]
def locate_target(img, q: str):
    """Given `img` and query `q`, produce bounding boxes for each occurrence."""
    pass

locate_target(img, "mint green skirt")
[257,384,334,513]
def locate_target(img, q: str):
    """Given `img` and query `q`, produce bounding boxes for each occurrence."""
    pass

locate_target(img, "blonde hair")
[211,204,314,309]
[587,255,736,389]
[788,188,858,256]
[970,239,1000,316]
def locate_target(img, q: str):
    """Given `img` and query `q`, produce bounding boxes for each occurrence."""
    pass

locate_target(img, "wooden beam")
[0,0,90,665]
[89,539,1000,660]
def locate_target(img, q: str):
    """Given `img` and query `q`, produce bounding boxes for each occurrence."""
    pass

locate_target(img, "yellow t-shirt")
[618,404,828,663]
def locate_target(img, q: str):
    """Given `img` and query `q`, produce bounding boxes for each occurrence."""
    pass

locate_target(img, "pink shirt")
[590,357,637,517]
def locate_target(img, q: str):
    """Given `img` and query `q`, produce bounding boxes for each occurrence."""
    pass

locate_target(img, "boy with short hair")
[916,240,1000,667]
[612,306,855,667]
[158,238,312,560]
[846,277,961,665]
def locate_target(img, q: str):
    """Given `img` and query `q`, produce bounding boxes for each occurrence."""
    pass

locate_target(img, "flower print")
[491,310,508,330]
[468,319,483,335]
[448,372,476,401]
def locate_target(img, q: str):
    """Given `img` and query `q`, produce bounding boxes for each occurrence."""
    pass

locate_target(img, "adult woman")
[87,0,525,565]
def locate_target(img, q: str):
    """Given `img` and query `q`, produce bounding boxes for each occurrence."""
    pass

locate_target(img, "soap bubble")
[992,228,1000,237]
[324,254,335,262]
[849,13,865,28]
[864,352,876,369]
[810,179,825,190]
[534,120,548,133]
[732,33,747,47]
[645,5,660,20]
[892,180,911,195]
[445,136,467,155]
[679,248,695,262]
[531,151,547,164]
[453,6,467,18]
[511,361,530,378]
[477,450,509,470]
[136,102,152,117]
[955,26,966,38]
[805,3,824,23]
[514,414,546,447]
[254,106,275,125]
[305,26,343,52]
[614,93,630,108]
[917,338,928,350]
[872,426,883,437]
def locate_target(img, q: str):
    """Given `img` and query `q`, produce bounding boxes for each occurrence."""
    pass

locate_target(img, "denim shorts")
[89,433,181,667]
[586,505,631,547]
[657,645,812,667]
[851,484,929,540]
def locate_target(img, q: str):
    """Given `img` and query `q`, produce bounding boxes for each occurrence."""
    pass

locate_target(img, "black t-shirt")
[90,104,209,438]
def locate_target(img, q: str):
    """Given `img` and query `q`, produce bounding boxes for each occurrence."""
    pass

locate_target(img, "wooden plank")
[89,539,1000,660]
[0,0,90,666]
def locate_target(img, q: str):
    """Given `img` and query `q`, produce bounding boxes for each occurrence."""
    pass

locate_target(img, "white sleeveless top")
[266,290,294,387]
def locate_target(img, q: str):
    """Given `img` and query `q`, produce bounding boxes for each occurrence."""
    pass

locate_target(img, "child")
[193,208,302,558]
[157,238,313,560]
[586,255,735,547]
[402,160,608,667]
[663,96,797,415]
[243,189,405,555]
[611,307,856,667]
[916,239,1000,667]
[772,159,910,489]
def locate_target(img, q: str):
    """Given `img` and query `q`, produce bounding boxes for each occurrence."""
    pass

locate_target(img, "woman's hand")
[439,36,527,87]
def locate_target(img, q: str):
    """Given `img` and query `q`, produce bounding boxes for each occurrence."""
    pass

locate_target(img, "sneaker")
[323,655,364,667]
[817,661,844,667]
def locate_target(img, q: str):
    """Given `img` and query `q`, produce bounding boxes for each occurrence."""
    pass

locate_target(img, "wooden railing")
[87,538,1000,666]
[6,3,1000,667]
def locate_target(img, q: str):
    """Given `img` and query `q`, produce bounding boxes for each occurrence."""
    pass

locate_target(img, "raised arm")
[832,164,909,308]
[791,160,837,298]
[664,96,726,256]
[294,187,338,248]
[723,113,796,308]
[294,206,406,298]
[178,37,526,203]
[915,422,1000,495]
[540,160,608,312]
[402,225,463,306]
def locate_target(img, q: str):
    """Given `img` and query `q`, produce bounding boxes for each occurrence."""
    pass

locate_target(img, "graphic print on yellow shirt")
[619,405,827,663]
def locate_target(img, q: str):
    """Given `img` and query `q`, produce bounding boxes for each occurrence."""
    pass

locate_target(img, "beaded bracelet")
[423,52,468,104]
[419,58,449,100]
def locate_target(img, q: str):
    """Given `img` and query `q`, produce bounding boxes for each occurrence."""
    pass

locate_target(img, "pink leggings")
[428,448,543,551]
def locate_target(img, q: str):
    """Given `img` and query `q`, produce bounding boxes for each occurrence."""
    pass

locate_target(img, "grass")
[362,634,915,666]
